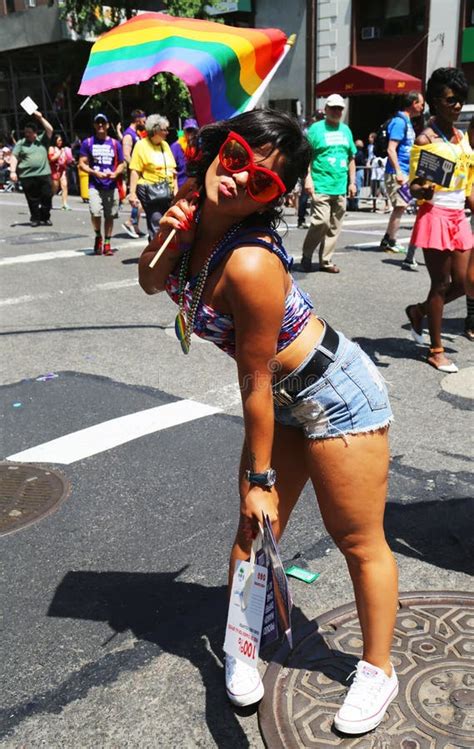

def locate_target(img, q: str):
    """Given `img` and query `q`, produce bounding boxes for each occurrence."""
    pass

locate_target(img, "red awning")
[315,65,422,96]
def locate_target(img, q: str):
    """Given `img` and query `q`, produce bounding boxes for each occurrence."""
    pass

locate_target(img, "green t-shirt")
[307,120,356,195]
[13,131,51,178]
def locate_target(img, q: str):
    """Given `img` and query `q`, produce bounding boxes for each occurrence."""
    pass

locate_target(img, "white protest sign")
[223,559,267,667]
[20,97,38,116]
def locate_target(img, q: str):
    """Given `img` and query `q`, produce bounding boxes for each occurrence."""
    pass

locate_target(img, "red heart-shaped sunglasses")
[218,131,286,203]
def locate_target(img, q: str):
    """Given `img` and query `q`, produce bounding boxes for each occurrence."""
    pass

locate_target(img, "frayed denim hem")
[306,416,393,446]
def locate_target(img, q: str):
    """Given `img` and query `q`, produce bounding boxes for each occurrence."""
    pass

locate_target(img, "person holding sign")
[139,109,399,734]
[406,68,473,373]
[10,110,54,226]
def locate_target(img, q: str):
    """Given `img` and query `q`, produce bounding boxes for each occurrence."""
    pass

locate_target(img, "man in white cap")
[301,94,357,273]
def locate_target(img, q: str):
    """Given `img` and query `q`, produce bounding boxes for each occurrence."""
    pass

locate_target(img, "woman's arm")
[128,169,140,206]
[225,247,286,526]
[48,147,60,162]
[9,154,18,181]
[409,132,435,199]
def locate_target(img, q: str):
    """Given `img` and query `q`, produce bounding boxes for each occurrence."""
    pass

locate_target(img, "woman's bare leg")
[60,171,69,207]
[305,430,397,675]
[229,422,309,589]
[409,249,468,367]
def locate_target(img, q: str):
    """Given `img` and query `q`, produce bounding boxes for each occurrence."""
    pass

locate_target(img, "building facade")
[256,0,472,135]
[0,0,472,141]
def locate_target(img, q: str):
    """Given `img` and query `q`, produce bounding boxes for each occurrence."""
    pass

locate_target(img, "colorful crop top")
[165,226,314,358]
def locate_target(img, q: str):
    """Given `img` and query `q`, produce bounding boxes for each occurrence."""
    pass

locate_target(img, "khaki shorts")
[384,173,408,209]
[89,187,119,219]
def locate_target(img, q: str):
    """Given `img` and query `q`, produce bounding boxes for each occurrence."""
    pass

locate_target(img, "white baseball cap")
[326,94,346,108]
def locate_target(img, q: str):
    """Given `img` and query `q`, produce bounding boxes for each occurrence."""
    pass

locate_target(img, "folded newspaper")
[256,513,293,650]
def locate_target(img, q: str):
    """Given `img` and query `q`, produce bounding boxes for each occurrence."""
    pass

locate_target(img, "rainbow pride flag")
[78,13,288,125]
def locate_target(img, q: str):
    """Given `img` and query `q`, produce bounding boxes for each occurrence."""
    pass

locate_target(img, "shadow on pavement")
[385,496,473,575]
[45,569,252,748]
[353,335,458,366]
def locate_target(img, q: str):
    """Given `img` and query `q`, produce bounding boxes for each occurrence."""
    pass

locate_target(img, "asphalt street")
[0,191,473,748]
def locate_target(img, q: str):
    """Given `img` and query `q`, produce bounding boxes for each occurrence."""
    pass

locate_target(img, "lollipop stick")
[148,229,177,269]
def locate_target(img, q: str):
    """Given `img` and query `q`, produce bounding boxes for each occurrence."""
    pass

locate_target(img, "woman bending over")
[139,109,398,736]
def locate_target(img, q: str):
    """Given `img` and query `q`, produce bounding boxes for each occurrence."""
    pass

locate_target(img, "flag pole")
[241,34,296,113]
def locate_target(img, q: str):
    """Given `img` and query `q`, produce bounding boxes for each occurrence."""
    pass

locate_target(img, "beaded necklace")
[174,221,243,354]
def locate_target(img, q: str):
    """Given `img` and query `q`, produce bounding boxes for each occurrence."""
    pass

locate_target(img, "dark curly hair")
[425,67,468,115]
[188,108,312,227]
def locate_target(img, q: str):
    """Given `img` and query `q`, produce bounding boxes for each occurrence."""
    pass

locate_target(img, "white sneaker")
[334,660,398,735]
[225,655,264,707]
[122,222,140,239]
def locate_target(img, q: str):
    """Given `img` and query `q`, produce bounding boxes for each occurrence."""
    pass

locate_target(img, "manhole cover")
[259,591,474,748]
[0,462,71,536]
[9,232,85,245]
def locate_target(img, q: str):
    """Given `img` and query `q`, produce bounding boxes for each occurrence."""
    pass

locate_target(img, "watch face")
[245,469,277,487]
[267,469,277,486]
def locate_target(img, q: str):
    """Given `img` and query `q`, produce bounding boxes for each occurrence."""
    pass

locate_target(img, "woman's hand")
[159,195,198,248]
[129,192,139,207]
[241,486,278,535]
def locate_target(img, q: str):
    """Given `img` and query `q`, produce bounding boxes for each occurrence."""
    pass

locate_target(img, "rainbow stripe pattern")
[78,12,288,125]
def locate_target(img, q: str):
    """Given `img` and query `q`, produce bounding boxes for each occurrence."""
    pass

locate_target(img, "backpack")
[373,115,408,158]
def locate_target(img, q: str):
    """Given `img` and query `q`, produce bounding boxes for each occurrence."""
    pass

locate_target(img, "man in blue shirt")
[380,92,424,254]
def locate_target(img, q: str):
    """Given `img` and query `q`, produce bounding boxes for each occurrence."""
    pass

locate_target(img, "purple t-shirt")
[170,141,187,187]
[79,136,123,190]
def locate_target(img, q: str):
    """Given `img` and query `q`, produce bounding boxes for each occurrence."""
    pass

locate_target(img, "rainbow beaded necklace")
[175,221,243,354]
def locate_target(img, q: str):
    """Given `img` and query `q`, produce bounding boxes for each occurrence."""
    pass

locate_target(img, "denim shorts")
[273,331,393,440]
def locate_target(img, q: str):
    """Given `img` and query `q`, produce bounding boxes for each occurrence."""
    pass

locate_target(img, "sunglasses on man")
[218,131,286,203]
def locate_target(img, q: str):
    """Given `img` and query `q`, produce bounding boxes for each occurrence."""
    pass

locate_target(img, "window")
[359,0,426,37]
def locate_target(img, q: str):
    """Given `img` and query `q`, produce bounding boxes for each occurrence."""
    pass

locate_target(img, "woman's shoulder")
[415,129,435,146]
[223,229,287,281]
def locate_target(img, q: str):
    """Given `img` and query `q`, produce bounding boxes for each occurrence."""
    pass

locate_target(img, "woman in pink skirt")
[405,68,473,373]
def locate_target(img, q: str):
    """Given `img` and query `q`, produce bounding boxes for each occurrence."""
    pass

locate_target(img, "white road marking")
[0,279,138,306]
[94,279,138,290]
[347,237,410,249]
[0,242,143,267]
[0,249,88,265]
[287,217,415,230]
[0,293,52,307]
[7,400,221,465]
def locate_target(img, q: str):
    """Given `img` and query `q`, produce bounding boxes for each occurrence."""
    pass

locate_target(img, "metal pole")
[38,53,48,115]
[305,0,316,118]
[242,37,296,113]
[8,56,20,137]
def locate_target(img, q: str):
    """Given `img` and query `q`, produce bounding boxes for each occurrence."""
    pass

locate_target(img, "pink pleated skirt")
[410,203,472,252]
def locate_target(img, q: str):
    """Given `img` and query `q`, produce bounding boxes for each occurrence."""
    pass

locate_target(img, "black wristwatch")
[245,468,277,488]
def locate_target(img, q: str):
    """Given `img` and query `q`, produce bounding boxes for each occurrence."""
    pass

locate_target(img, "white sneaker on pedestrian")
[225,655,264,707]
[334,660,398,735]
[401,258,418,271]
[122,222,140,239]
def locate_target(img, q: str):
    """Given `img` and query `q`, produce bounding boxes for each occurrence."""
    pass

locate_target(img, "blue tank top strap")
[208,225,291,275]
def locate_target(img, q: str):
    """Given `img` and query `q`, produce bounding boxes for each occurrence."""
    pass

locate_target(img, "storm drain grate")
[259,591,474,748]
[0,462,71,536]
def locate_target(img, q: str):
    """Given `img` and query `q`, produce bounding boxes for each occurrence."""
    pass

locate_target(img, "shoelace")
[345,669,385,705]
